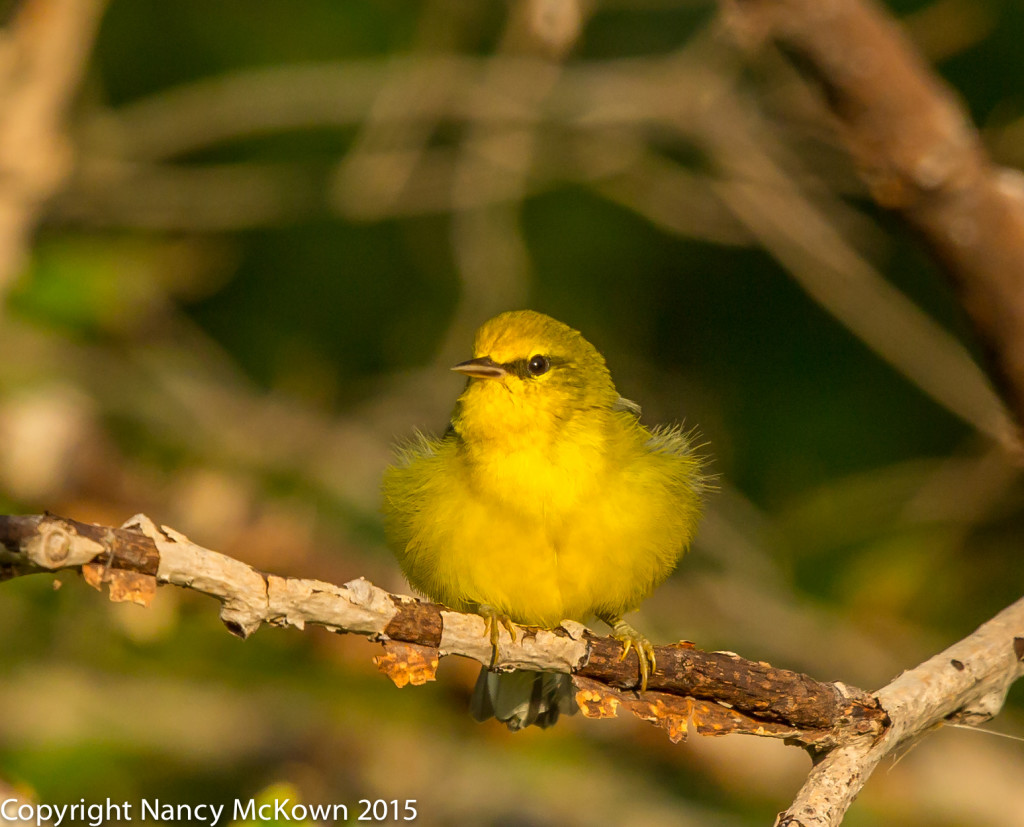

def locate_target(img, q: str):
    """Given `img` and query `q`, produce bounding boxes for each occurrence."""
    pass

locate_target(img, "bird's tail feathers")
[470,669,577,731]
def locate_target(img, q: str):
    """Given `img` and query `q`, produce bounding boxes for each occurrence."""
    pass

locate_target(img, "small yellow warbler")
[382,310,704,729]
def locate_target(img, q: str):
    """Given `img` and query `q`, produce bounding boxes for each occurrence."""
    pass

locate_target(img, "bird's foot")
[602,616,656,692]
[479,605,517,668]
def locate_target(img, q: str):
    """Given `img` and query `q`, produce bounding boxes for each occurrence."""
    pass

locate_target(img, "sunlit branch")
[0,512,892,748]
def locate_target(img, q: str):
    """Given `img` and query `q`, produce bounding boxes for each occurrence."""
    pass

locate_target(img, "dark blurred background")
[1,0,1023,824]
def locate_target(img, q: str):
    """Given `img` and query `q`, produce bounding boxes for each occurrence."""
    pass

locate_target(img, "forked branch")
[717,1,1024,822]
[2,510,1021,790]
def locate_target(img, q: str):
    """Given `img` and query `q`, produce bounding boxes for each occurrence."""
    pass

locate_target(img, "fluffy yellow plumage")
[382,310,704,729]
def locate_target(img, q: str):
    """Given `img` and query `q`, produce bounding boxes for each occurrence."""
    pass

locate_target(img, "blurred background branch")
[720,0,1024,445]
[0,0,106,291]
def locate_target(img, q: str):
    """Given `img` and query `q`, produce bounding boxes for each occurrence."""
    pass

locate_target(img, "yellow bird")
[382,310,705,729]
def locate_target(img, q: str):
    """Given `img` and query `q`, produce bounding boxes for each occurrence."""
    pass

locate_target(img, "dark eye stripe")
[502,355,565,378]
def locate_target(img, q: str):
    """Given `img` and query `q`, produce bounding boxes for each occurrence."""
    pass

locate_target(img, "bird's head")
[450,310,620,441]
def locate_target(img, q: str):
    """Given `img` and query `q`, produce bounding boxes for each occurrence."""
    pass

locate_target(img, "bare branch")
[776,597,1024,826]
[3,509,1021,787]
[719,0,1024,445]
[2,512,1021,819]
[710,2,1024,820]
[0,512,887,748]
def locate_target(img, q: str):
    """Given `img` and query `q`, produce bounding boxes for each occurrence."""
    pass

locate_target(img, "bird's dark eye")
[527,355,550,376]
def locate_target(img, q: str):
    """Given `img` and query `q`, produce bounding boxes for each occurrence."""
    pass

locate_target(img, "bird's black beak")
[451,356,507,380]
